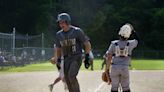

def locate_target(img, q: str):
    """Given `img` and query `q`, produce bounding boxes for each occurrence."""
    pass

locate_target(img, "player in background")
[49,44,67,92]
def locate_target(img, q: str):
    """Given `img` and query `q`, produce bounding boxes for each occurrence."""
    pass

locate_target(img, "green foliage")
[0,0,164,50]
[0,0,53,34]
[88,0,164,50]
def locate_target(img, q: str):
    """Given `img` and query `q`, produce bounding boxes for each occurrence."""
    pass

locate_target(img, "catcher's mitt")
[102,71,111,84]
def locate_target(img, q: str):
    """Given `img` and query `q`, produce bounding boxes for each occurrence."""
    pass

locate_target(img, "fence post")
[26,34,28,47]
[12,28,16,56]
[41,33,45,60]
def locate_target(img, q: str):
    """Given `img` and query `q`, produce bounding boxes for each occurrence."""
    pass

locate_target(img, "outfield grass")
[131,59,164,70]
[0,59,164,72]
[0,63,55,72]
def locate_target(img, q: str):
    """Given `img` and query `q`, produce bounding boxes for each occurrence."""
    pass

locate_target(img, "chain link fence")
[0,29,54,68]
[1,29,164,68]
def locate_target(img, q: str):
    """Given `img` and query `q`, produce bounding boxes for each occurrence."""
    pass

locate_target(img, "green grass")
[1,59,164,72]
[131,59,164,70]
[0,63,56,72]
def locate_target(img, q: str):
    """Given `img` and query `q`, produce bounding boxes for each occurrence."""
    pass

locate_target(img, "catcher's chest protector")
[114,42,130,57]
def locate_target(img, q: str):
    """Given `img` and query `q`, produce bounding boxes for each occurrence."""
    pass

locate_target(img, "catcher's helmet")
[57,13,71,24]
[118,23,133,39]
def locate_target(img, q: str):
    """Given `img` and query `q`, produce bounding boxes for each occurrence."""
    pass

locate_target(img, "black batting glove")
[84,53,90,69]
[56,58,61,70]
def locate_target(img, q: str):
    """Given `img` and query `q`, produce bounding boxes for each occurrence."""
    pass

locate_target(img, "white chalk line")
[94,82,106,92]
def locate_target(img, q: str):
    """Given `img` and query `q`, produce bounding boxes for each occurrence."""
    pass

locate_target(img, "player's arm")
[78,29,92,69]
[53,48,57,58]
[130,28,139,48]
[129,24,139,41]
[102,52,112,84]
[84,41,91,54]
[56,47,62,60]
[103,43,114,84]
[105,53,112,71]
[105,44,113,71]
[83,40,91,69]
[76,28,92,69]
[132,30,139,41]
[50,47,61,64]
[54,34,62,65]
[76,28,91,54]
[50,48,57,64]
[55,47,62,70]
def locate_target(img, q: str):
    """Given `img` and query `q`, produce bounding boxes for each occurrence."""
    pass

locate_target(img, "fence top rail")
[15,47,53,49]
[0,32,13,36]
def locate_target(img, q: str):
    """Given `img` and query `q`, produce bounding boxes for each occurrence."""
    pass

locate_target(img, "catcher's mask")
[118,23,133,39]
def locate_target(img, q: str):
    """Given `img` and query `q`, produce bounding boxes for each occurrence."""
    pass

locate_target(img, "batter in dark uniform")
[55,13,91,92]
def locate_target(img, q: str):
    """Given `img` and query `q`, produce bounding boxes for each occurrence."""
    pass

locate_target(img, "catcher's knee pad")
[123,89,131,92]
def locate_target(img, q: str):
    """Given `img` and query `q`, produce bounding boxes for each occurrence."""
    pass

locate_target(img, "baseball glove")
[102,70,111,84]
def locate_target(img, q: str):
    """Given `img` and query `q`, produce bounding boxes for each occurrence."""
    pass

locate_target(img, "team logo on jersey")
[60,38,76,54]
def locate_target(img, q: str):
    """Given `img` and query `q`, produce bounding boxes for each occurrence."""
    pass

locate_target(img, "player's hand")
[50,57,56,64]
[84,53,90,69]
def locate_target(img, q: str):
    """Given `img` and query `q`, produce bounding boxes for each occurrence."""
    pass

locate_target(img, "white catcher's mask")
[118,23,133,39]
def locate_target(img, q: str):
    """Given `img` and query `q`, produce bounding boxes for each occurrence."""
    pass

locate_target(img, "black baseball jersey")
[55,26,88,56]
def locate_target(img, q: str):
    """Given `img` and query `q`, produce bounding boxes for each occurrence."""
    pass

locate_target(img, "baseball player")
[49,57,68,92]
[49,44,67,92]
[105,23,139,92]
[55,13,91,92]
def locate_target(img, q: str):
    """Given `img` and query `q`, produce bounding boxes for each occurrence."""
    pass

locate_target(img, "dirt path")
[0,70,164,92]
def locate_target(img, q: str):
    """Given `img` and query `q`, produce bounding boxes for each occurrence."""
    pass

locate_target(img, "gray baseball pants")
[64,54,82,92]
[110,65,130,92]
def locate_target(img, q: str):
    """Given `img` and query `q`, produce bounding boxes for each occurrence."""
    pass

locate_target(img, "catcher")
[103,23,139,92]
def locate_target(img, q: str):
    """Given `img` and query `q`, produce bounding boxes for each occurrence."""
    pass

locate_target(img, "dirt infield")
[0,70,164,92]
